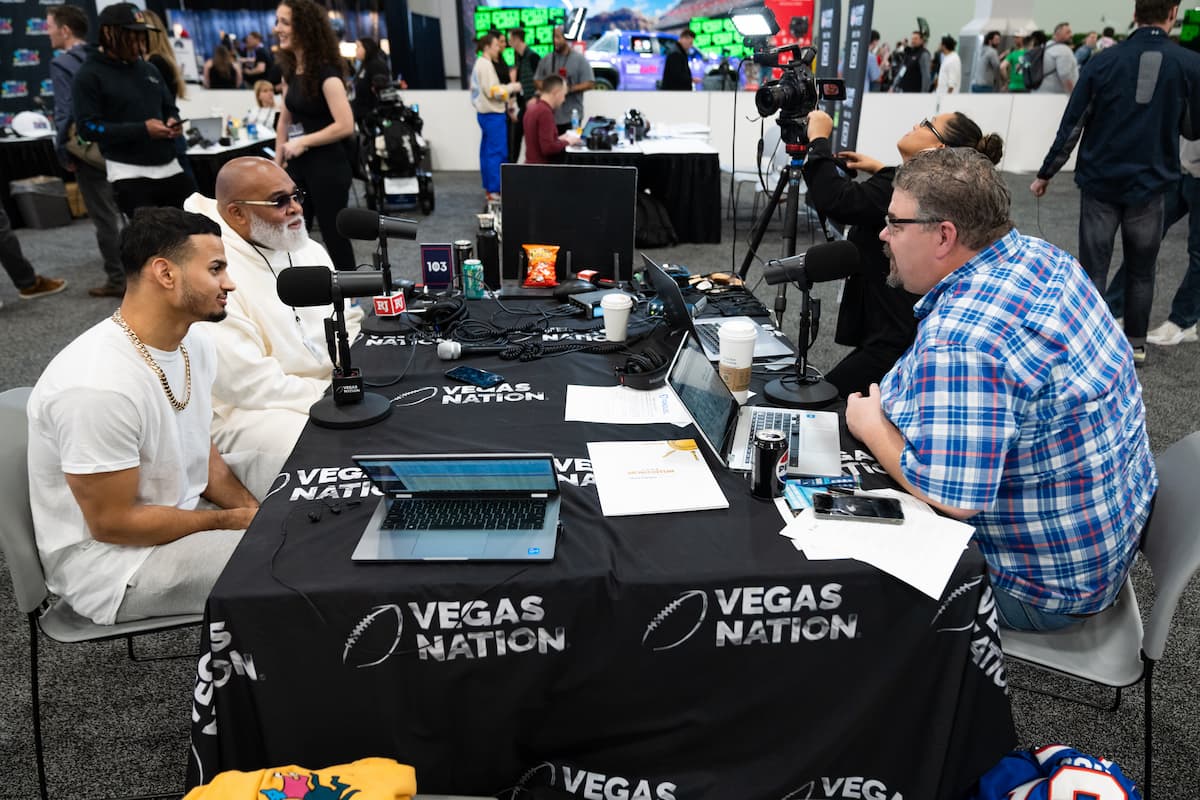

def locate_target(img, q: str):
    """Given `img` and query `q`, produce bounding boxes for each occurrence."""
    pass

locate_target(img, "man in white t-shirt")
[183,157,363,482]
[27,207,259,625]
[935,35,961,96]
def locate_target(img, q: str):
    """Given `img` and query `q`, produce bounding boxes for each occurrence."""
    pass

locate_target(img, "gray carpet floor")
[0,170,1196,799]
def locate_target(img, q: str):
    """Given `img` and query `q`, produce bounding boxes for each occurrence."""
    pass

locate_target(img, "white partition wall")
[178,87,1073,175]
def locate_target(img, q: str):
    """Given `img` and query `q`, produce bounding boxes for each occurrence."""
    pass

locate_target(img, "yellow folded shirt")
[183,757,416,800]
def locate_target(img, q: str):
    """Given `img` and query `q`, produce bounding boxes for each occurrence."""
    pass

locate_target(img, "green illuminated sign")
[474,7,565,66]
[689,16,753,59]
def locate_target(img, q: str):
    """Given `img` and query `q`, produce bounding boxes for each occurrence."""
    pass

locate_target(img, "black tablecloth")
[187,301,1014,798]
[565,149,722,244]
[0,137,67,228]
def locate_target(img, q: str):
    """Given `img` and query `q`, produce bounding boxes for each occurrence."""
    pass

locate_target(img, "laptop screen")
[641,254,696,337]
[666,334,739,461]
[354,455,558,494]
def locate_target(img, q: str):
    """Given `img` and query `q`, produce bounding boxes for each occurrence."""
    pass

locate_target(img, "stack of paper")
[588,439,729,516]
[779,490,975,599]
[565,385,692,426]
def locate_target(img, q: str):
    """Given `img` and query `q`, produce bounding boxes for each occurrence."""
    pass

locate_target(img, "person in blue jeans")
[470,32,522,202]
[0,206,67,304]
[1106,139,1200,346]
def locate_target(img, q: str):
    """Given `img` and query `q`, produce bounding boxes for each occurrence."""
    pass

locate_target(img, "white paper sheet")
[588,440,729,516]
[779,490,974,600]
[565,384,692,426]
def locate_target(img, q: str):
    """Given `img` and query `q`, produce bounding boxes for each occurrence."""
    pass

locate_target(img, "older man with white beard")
[184,157,362,481]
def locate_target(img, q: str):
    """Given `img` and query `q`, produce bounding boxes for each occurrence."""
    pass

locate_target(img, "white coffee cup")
[600,293,634,342]
[718,320,757,403]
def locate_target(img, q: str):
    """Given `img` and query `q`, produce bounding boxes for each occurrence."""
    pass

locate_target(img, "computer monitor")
[500,163,637,282]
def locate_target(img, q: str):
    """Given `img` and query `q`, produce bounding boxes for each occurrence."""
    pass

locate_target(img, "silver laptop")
[692,315,793,361]
[666,332,843,477]
[640,254,793,360]
[351,453,561,562]
[188,117,224,144]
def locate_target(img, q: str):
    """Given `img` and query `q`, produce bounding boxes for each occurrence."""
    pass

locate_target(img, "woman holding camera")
[273,0,356,270]
[801,109,1003,397]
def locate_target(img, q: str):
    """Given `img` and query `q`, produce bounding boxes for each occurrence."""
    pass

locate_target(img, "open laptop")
[351,453,561,562]
[665,332,843,477]
[640,254,793,360]
[188,116,223,145]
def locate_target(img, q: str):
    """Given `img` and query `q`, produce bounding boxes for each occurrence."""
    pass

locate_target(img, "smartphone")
[445,365,505,389]
[812,493,905,525]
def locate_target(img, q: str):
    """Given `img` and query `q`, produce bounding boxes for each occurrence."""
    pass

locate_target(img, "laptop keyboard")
[382,498,547,531]
[742,410,800,468]
[695,323,723,353]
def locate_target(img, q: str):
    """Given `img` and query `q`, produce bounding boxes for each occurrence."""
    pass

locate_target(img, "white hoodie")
[184,192,363,477]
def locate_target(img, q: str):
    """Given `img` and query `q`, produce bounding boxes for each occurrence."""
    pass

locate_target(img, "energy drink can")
[453,240,473,291]
[750,429,788,499]
[463,259,485,300]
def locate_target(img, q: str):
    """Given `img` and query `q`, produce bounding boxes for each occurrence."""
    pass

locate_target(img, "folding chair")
[0,387,202,800]
[1000,430,1200,800]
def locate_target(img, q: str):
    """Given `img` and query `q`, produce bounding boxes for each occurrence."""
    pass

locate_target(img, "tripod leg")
[737,168,790,281]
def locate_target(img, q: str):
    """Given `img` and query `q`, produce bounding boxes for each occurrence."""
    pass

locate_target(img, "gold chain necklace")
[111,309,191,412]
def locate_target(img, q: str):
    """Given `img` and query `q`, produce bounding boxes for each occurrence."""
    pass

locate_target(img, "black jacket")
[1038,26,1200,205]
[800,137,920,395]
[661,41,693,90]
[353,55,391,121]
[73,46,179,167]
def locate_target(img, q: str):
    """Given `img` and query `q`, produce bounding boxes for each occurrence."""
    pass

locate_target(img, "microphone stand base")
[764,371,839,410]
[309,392,393,429]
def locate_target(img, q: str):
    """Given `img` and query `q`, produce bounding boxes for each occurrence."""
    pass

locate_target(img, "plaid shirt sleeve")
[881,343,1021,511]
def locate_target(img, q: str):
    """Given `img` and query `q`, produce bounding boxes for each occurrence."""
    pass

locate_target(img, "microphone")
[277,266,389,307]
[336,207,419,242]
[436,341,509,360]
[763,240,860,289]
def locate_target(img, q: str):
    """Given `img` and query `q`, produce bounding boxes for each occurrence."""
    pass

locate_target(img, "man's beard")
[181,280,227,323]
[249,213,307,253]
[883,243,903,289]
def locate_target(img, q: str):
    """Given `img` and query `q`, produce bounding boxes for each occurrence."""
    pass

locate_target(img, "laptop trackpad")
[412,530,490,558]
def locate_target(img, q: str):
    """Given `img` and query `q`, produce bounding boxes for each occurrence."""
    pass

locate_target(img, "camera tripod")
[736,139,839,409]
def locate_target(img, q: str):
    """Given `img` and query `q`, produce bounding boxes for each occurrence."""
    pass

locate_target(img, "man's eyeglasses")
[885,215,944,233]
[921,118,948,146]
[232,190,305,209]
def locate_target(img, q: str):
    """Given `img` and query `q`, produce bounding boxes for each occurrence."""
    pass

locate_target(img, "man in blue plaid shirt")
[846,148,1157,632]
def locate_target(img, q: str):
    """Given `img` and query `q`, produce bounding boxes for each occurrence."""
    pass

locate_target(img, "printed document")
[588,439,729,516]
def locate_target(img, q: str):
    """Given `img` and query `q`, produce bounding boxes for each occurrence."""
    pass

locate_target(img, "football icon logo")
[343,604,404,668]
[930,575,983,633]
[263,471,290,501]
[642,590,708,651]
[391,386,439,407]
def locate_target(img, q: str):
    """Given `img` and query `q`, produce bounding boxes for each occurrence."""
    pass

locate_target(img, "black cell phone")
[445,365,505,388]
[812,493,905,525]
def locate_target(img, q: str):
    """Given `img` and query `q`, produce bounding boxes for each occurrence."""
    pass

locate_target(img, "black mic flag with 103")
[276,266,390,307]
[763,240,861,289]
[336,207,419,241]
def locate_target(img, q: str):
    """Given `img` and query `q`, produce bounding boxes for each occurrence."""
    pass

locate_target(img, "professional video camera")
[753,44,846,146]
[729,5,845,147]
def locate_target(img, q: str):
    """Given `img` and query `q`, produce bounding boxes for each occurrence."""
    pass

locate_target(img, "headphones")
[410,296,467,331]
[615,347,670,390]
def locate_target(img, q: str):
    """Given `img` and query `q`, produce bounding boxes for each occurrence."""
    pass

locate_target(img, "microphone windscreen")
[803,240,861,284]
[336,207,381,241]
[436,341,462,360]
[277,266,334,306]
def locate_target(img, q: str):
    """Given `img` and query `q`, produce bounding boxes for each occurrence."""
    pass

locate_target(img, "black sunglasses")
[232,189,306,209]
